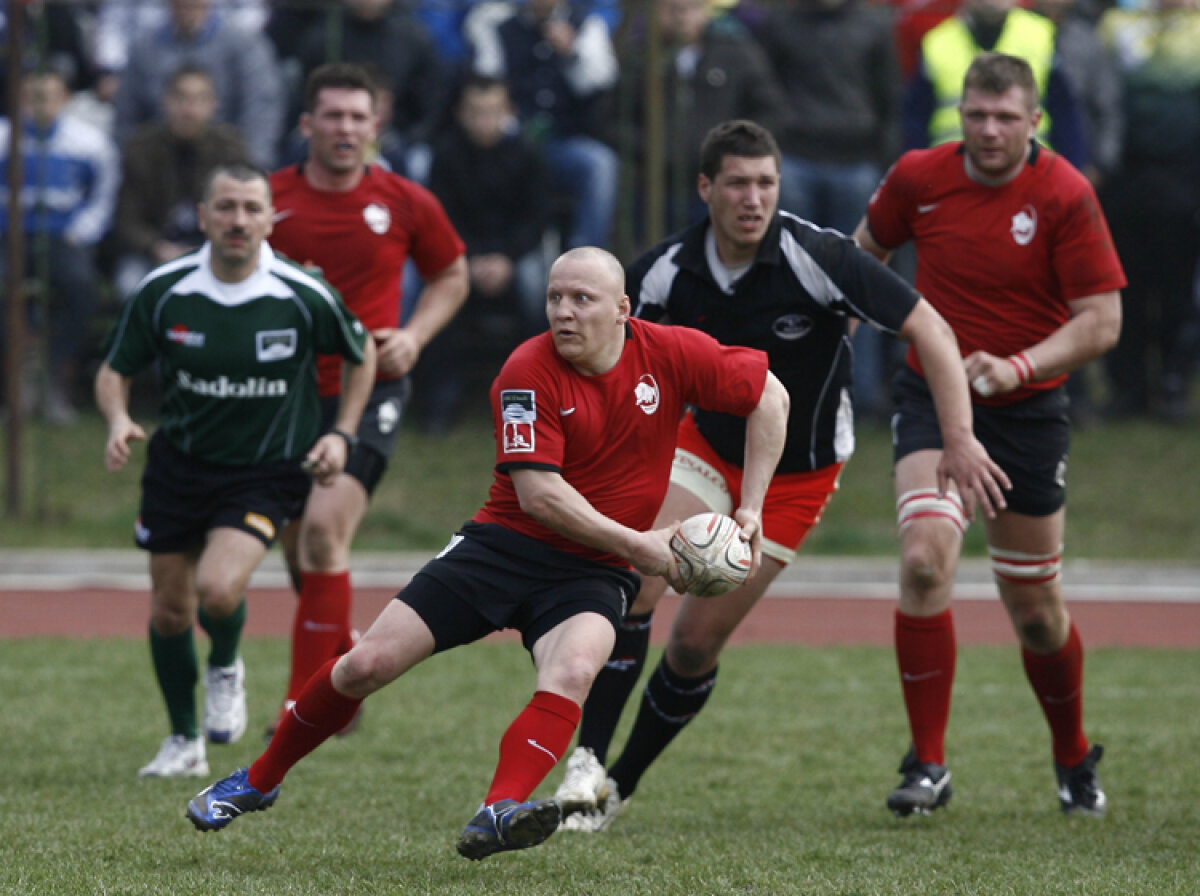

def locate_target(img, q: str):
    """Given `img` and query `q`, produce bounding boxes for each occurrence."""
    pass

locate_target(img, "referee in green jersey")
[95,163,376,778]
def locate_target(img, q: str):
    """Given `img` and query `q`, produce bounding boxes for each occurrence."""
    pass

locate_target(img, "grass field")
[3,638,1198,895]
[3,411,1200,560]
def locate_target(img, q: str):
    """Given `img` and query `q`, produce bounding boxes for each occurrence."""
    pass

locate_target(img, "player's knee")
[899,540,952,595]
[299,522,342,570]
[194,578,242,617]
[1014,614,1058,651]
[667,639,719,679]
[549,653,603,702]
[1006,593,1069,652]
[149,603,191,636]
[335,642,393,695]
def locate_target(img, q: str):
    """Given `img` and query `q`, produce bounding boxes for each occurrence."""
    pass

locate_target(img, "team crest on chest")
[773,313,812,341]
[256,329,297,361]
[635,374,660,415]
[1011,205,1037,246]
[363,203,391,235]
[501,389,536,453]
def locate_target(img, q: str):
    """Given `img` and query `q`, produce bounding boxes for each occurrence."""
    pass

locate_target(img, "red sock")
[250,658,361,793]
[484,691,581,805]
[286,570,352,702]
[895,609,956,766]
[1022,622,1089,767]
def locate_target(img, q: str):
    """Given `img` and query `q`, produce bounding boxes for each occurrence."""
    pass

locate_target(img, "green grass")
[2,638,1198,895]
[3,411,1199,559]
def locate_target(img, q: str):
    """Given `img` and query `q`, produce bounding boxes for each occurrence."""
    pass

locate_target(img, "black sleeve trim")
[495,461,562,474]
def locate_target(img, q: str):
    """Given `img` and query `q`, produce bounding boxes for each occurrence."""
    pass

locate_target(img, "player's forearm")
[94,363,133,426]
[333,339,376,435]
[1021,291,1122,381]
[511,469,643,561]
[853,218,892,263]
[403,256,470,350]
[740,372,789,513]
[905,302,975,444]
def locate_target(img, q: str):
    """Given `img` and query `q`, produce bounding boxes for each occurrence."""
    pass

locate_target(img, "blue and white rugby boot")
[456,798,562,860]
[186,767,279,831]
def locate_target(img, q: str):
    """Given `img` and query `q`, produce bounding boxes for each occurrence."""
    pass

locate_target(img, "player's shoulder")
[264,249,340,301]
[364,164,432,201]
[144,249,204,289]
[1030,144,1090,188]
[629,315,714,355]
[268,164,303,191]
[896,143,959,178]
[1026,144,1100,213]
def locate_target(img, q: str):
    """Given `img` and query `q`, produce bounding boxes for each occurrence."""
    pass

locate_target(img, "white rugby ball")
[669,512,753,598]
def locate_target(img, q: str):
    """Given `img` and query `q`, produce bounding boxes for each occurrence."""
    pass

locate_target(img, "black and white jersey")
[628,212,919,473]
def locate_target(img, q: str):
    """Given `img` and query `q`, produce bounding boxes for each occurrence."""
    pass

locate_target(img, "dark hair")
[303,62,377,113]
[201,162,272,203]
[166,63,215,93]
[698,120,781,180]
[963,52,1038,110]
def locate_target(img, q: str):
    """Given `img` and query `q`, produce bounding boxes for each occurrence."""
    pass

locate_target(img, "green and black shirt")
[103,242,367,466]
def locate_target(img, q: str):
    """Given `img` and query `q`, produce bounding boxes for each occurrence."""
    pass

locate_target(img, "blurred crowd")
[3,0,1199,428]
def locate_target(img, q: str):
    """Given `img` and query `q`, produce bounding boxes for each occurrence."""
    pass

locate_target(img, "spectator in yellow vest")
[902,0,1087,168]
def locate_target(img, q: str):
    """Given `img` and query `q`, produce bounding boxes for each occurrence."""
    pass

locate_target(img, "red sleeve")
[1050,174,1127,300]
[404,181,466,280]
[865,157,916,251]
[489,338,566,472]
[668,325,770,416]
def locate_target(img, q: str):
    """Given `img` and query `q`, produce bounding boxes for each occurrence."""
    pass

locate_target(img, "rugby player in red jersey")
[854,52,1125,818]
[186,247,790,860]
[267,64,468,736]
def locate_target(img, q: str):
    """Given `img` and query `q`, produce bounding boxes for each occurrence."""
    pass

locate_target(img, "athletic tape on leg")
[988,545,1063,585]
[896,489,966,535]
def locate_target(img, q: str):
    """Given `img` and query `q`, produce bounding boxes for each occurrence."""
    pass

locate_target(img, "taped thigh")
[896,489,966,535]
[988,545,1063,586]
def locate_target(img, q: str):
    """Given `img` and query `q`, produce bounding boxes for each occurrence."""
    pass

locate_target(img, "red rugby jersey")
[866,142,1126,403]
[474,318,769,567]
[269,164,465,395]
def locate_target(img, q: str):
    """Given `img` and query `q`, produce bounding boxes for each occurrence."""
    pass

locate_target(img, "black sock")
[609,656,718,798]
[577,612,653,765]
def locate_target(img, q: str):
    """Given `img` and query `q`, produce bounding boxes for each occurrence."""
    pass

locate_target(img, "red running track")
[3,587,1199,647]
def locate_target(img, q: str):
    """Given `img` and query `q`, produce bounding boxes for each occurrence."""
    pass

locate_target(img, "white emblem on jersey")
[635,374,660,415]
[917,203,939,214]
[256,329,297,361]
[272,208,295,223]
[772,313,812,341]
[1011,205,1037,246]
[376,398,400,435]
[363,203,391,235]
[500,389,536,453]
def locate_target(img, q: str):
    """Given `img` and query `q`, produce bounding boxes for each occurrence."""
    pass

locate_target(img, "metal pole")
[642,0,665,249]
[5,0,28,517]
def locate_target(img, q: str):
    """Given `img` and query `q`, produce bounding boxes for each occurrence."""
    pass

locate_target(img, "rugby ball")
[669,512,753,598]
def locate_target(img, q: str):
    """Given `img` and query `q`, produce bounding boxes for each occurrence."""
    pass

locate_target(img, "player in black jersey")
[553,120,1008,830]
